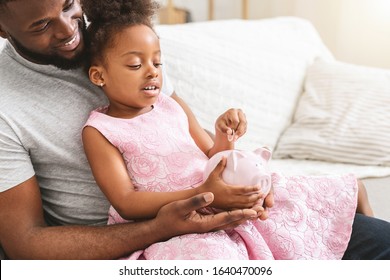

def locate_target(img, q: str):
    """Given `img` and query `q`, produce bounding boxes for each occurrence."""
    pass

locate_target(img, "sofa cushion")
[156,17,333,151]
[274,58,390,166]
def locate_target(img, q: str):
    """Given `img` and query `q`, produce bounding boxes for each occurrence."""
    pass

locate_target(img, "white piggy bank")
[203,148,272,198]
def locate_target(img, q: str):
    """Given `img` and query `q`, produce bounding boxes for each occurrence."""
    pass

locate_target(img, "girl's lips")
[142,86,160,97]
[142,82,161,97]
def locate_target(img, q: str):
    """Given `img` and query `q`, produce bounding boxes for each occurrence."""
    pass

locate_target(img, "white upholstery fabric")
[274,59,390,166]
[156,18,333,151]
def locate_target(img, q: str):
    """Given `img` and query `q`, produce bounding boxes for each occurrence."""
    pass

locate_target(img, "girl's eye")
[154,63,163,68]
[128,64,141,70]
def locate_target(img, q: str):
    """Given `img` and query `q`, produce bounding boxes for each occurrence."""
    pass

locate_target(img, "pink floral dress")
[84,94,358,260]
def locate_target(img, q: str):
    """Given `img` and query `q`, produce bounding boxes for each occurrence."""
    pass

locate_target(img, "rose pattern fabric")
[85,94,358,259]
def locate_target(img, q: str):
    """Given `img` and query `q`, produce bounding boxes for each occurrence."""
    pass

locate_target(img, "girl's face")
[91,24,163,118]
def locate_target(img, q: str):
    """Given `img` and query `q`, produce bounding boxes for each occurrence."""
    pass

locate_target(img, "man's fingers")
[212,209,257,231]
[175,192,215,215]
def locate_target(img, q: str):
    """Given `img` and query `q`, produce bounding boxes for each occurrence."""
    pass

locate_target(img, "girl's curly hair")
[81,0,159,67]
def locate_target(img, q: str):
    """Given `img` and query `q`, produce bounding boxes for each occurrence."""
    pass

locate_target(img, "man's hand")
[153,192,258,240]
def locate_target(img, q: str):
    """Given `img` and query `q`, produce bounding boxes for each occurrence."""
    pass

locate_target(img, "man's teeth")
[65,37,76,46]
[144,86,156,90]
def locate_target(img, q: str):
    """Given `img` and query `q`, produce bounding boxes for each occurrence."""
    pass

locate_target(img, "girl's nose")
[147,66,159,79]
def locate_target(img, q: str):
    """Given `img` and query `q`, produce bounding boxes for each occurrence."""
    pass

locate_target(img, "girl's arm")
[82,127,260,220]
[170,93,247,158]
[170,92,215,155]
[83,126,199,220]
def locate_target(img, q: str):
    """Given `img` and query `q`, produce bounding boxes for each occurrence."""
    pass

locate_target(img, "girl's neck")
[106,104,154,119]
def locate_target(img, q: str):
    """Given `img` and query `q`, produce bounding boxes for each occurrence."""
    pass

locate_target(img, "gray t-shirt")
[0,41,174,226]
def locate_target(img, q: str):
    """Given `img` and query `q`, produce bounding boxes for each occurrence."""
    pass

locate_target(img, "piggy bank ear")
[227,150,246,171]
[254,147,272,162]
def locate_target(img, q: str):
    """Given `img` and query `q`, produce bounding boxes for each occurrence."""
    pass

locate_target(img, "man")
[0,0,267,259]
[0,0,389,260]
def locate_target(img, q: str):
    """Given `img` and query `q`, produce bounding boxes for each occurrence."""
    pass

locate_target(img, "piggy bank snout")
[253,175,272,196]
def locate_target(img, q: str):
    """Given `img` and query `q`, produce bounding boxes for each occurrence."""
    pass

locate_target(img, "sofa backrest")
[156,17,333,151]
[0,18,332,151]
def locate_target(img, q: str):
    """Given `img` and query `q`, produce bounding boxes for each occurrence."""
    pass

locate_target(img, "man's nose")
[54,15,76,40]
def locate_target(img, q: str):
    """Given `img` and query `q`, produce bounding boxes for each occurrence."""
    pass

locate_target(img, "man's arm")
[0,176,257,259]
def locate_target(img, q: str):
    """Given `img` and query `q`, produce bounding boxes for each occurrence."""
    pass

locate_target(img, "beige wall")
[279,0,390,69]
[158,0,390,69]
[336,0,390,69]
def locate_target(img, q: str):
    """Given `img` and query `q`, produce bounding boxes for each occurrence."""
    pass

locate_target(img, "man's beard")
[10,20,88,70]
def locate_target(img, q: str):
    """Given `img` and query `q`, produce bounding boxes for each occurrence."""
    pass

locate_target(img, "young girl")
[82,0,372,259]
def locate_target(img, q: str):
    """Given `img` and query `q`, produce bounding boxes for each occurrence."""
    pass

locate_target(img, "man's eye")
[63,0,75,12]
[128,64,141,70]
[34,23,50,32]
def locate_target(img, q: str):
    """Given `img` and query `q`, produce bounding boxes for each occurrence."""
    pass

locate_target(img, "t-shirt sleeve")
[0,117,35,191]
[161,64,174,96]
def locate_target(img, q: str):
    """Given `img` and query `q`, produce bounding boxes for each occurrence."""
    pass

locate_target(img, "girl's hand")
[215,108,247,143]
[251,185,275,221]
[198,157,263,210]
[258,186,274,220]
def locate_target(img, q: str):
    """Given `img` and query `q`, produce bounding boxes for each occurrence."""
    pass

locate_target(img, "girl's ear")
[89,66,105,87]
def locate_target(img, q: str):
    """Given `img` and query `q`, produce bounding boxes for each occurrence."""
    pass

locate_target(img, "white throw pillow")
[156,18,333,151]
[274,59,390,166]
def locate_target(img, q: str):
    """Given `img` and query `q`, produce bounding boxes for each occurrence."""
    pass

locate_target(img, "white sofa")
[155,17,390,221]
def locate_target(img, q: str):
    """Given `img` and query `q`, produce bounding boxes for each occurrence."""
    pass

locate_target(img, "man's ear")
[89,66,105,87]
[0,24,9,39]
